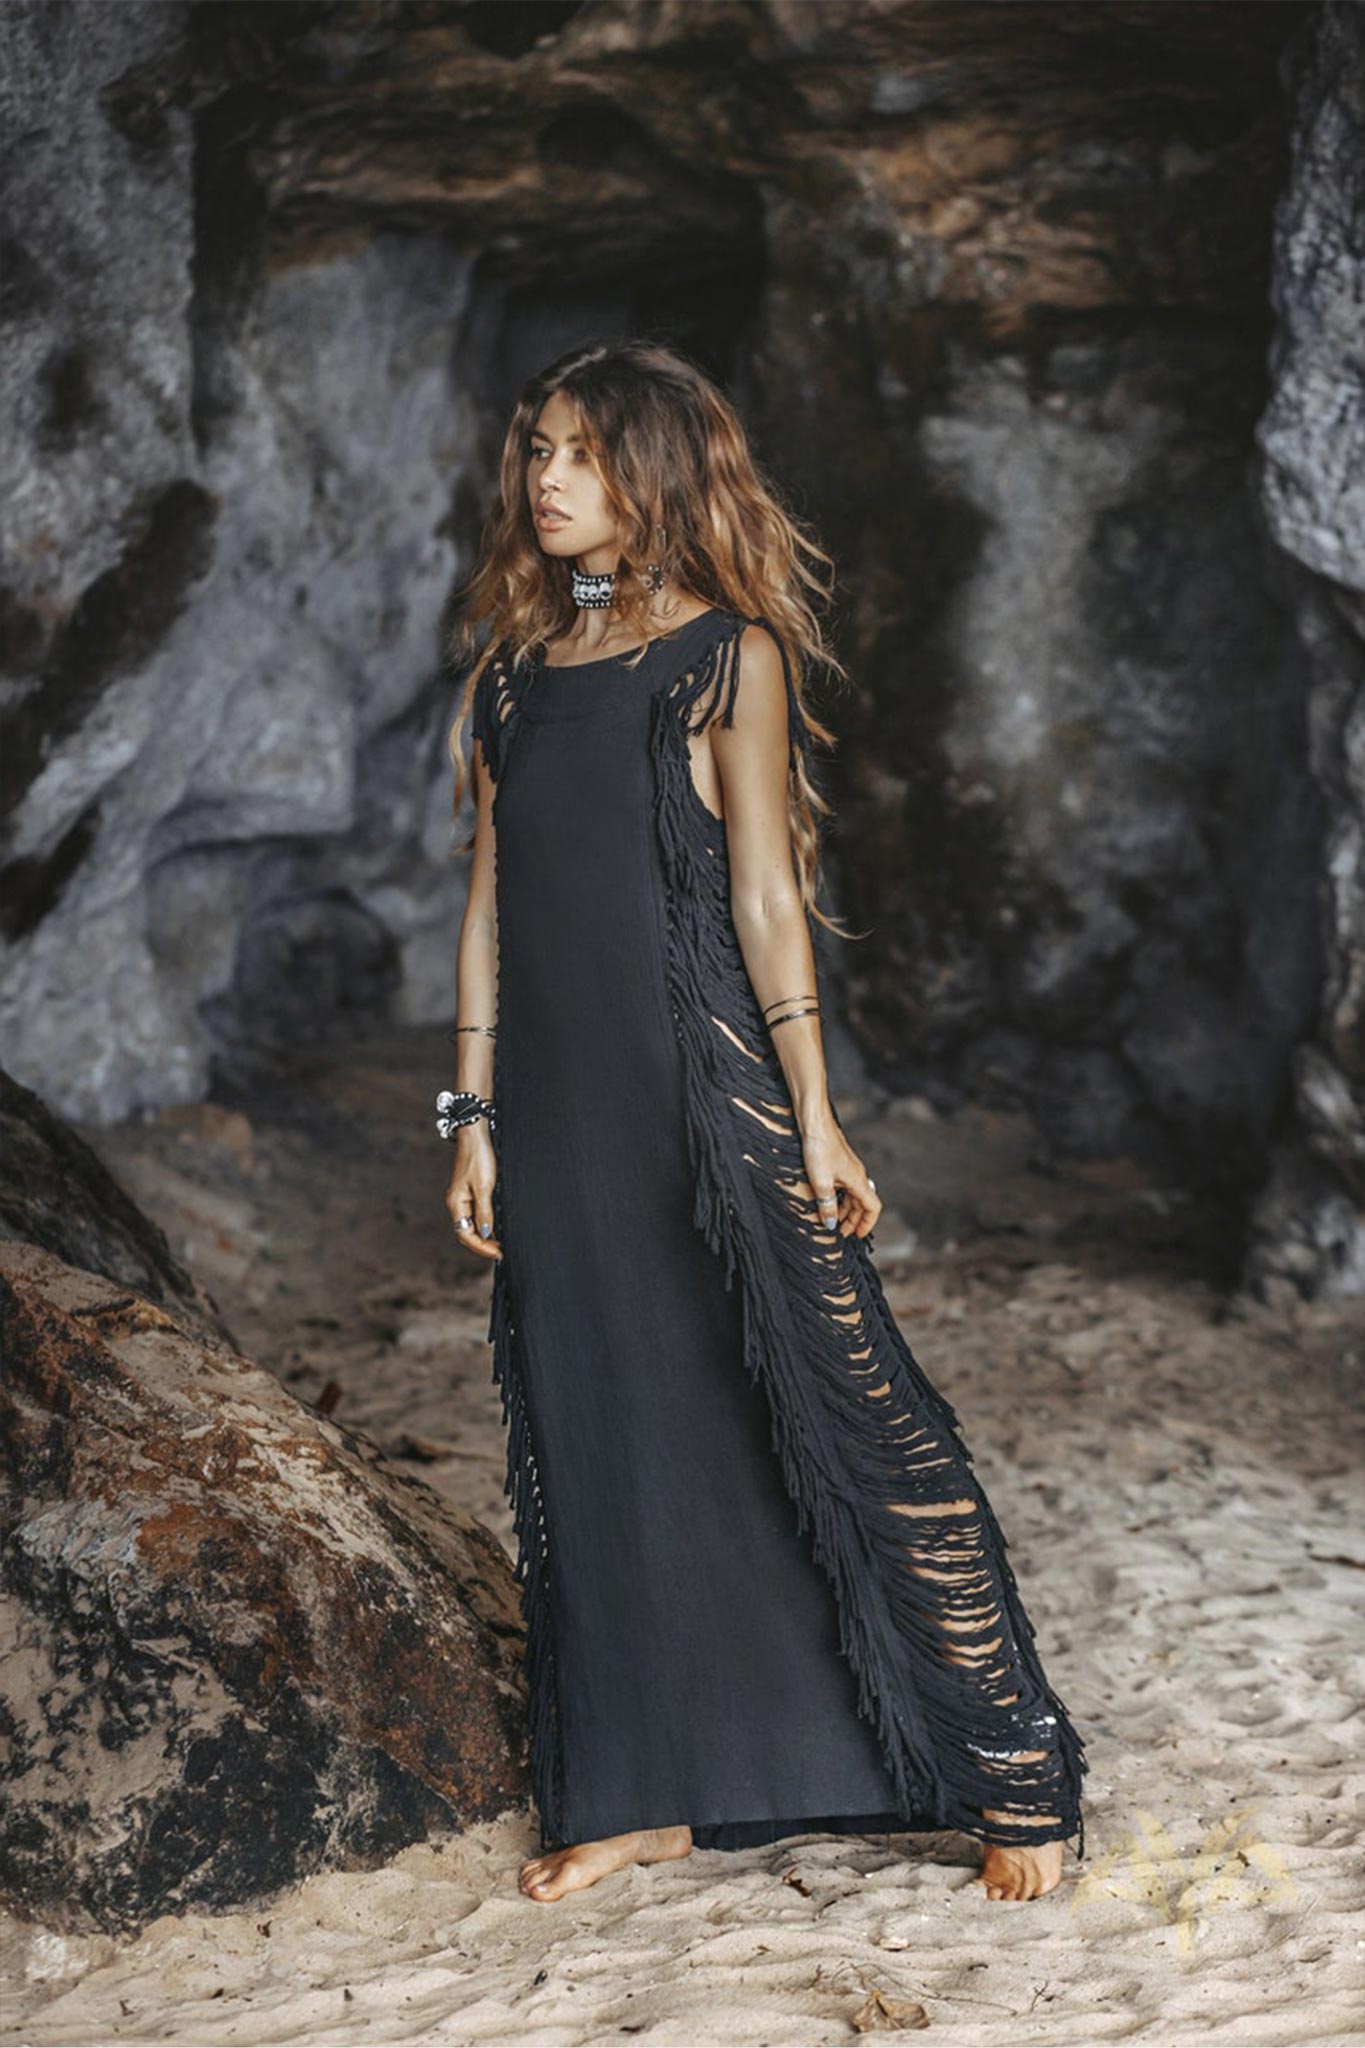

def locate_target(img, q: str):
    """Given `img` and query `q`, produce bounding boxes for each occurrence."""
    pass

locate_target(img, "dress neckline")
[537,605,728,673]
[540,642,645,672]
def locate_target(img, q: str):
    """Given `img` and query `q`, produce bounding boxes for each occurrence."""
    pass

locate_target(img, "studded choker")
[571,566,616,609]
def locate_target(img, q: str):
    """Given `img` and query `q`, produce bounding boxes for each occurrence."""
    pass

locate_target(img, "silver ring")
[457,1216,473,1230]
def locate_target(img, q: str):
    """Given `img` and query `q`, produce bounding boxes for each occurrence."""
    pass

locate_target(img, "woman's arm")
[446,736,502,1259]
[455,739,499,1102]
[709,624,881,1243]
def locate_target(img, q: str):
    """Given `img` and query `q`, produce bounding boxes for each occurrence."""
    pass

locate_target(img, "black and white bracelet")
[435,1088,497,1141]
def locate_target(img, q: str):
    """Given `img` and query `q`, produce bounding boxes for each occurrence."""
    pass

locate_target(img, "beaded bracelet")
[436,1088,497,1140]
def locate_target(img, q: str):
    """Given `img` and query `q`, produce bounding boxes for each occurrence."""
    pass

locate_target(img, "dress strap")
[660,610,816,776]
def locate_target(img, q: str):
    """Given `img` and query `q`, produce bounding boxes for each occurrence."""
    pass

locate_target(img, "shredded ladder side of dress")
[646,614,1089,1862]
[471,642,571,1848]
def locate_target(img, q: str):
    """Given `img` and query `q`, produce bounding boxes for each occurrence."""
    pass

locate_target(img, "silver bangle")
[767,1004,820,1031]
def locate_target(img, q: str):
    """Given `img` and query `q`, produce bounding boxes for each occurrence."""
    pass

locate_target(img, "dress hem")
[536,1801,1086,1861]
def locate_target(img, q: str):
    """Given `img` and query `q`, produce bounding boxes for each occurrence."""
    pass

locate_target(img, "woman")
[443,340,1087,1907]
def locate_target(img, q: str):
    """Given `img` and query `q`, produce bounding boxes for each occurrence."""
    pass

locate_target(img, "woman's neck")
[558,581,704,655]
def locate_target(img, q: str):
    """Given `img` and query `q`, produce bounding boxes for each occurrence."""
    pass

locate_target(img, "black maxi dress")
[471,605,1088,1860]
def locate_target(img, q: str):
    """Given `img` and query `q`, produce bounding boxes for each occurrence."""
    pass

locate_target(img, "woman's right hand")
[445,1124,503,1261]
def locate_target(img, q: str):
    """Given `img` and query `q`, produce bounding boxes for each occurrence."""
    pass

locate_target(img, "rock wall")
[1,2,475,1121]
[1246,0,1365,1297]
[754,214,1321,1199]
[2,0,1350,1280]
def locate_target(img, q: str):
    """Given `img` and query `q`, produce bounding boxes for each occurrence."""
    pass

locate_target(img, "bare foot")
[518,1824,693,1901]
[973,1836,1064,1901]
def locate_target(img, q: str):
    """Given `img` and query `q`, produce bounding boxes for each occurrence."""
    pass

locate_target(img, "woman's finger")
[446,1176,475,1240]
[839,1162,882,1239]
[860,1166,883,1235]
[472,1173,498,1248]
[446,1174,502,1260]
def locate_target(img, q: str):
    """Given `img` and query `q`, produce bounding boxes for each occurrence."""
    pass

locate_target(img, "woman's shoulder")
[469,637,531,780]
[681,607,794,683]
[676,611,814,769]
[654,606,774,732]
[681,606,789,661]
[655,602,764,667]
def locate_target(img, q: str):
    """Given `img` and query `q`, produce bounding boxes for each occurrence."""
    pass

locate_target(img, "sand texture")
[1,1028,1361,2046]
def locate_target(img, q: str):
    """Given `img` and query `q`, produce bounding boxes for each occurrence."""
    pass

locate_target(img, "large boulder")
[0,1240,528,1935]
[0,1064,231,1346]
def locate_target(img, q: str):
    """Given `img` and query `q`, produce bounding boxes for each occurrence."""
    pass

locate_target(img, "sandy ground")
[2,1024,1363,2047]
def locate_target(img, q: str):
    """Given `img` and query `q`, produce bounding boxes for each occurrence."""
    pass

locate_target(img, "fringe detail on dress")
[646,614,1089,1863]
[469,641,521,784]
[474,644,568,1849]
[485,1234,567,1850]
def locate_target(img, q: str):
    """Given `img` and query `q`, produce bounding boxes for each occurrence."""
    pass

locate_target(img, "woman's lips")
[535,506,569,526]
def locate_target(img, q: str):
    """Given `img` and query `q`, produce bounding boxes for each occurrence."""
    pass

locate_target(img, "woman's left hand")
[799,1113,882,1241]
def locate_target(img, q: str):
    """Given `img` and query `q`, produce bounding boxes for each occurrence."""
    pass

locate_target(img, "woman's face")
[526,392,621,570]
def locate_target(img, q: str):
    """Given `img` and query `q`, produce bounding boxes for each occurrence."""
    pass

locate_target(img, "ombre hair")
[447,339,852,934]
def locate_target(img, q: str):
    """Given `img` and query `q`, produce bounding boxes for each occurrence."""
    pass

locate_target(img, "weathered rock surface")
[1246,0,1365,1298]
[2,0,1358,1284]
[0,1239,528,1934]
[0,1062,233,1348]
[0,1,475,1122]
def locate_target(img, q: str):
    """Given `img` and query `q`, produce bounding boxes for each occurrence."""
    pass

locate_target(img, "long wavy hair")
[447,339,853,935]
